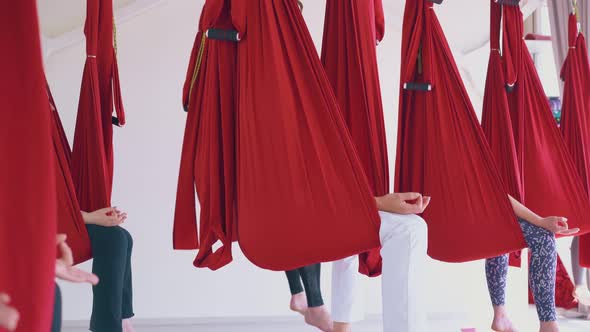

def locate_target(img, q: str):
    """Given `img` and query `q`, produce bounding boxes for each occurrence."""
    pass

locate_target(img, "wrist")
[374,196,384,211]
[81,211,93,224]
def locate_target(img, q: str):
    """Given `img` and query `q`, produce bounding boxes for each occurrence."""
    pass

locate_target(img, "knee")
[531,230,557,258]
[405,215,428,244]
[93,227,130,258]
[121,227,133,251]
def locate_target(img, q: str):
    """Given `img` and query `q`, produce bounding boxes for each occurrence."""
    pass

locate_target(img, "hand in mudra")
[376,193,431,215]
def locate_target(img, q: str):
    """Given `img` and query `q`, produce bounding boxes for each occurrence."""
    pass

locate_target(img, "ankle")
[334,322,351,332]
[539,321,559,332]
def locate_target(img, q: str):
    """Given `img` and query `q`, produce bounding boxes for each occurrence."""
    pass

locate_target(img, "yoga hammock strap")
[185,28,240,111]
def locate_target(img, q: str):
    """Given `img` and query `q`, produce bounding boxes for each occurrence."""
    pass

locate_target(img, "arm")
[81,207,127,227]
[508,195,577,235]
[375,193,431,215]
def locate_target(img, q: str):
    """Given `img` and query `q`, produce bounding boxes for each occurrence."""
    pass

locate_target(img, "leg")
[518,219,558,330]
[87,225,131,332]
[332,256,365,330]
[300,264,333,332]
[379,211,428,332]
[285,269,307,314]
[50,283,62,332]
[121,229,135,332]
[485,255,515,332]
[571,237,590,306]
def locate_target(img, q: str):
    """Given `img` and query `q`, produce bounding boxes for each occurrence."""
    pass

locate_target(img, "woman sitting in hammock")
[486,196,575,332]
[80,207,135,332]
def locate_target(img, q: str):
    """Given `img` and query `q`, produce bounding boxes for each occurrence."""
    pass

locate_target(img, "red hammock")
[395,0,526,262]
[232,0,381,271]
[174,0,237,270]
[321,0,389,277]
[560,13,590,268]
[48,86,93,264]
[72,0,125,214]
[501,5,590,235]
[0,1,57,331]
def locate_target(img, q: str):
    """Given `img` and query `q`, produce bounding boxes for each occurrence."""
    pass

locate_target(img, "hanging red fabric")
[560,13,590,268]
[321,0,389,277]
[72,0,125,214]
[501,5,590,235]
[395,0,526,262]
[0,1,57,331]
[48,86,93,264]
[231,0,381,271]
[174,0,237,270]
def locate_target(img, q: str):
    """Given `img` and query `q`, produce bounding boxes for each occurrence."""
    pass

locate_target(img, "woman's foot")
[539,321,559,332]
[334,322,352,332]
[289,292,308,315]
[122,318,136,332]
[304,305,334,332]
[491,306,517,332]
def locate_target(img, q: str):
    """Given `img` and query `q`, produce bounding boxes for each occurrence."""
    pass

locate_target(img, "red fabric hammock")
[321,0,389,277]
[174,0,237,270]
[395,0,526,262]
[231,0,381,271]
[560,14,590,268]
[72,0,125,214]
[483,1,577,309]
[48,86,92,264]
[501,5,590,235]
[0,1,57,331]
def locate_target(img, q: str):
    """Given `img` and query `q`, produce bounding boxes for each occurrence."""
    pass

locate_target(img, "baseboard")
[63,312,468,328]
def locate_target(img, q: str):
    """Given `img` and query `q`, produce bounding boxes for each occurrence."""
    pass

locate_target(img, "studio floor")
[62,307,590,332]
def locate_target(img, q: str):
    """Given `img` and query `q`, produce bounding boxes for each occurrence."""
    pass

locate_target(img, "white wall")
[44,0,566,324]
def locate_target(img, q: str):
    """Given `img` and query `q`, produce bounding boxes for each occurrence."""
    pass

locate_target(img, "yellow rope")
[113,16,118,55]
[187,33,208,109]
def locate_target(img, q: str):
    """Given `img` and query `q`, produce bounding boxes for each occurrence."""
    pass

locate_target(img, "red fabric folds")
[395,0,526,262]
[232,0,381,271]
[560,14,590,267]
[174,0,237,270]
[72,0,125,214]
[501,6,590,236]
[0,1,57,331]
[321,0,389,277]
[48,87,92,264]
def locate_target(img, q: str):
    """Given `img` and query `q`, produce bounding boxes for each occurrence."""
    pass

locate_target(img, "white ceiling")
[37,0,135,38]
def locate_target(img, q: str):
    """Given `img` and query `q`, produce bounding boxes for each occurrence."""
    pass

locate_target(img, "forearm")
[80,211,91,224]
[508,195,542,226]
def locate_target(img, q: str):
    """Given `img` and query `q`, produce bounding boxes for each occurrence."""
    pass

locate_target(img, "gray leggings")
[571,237,590,288]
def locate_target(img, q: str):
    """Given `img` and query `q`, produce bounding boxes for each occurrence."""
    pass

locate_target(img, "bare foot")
[539,321,559,332]
[290,292,308,315]
[304,305,334,332]
[491,306,517,332]
[122,318,136,332]
[334,322,351,332]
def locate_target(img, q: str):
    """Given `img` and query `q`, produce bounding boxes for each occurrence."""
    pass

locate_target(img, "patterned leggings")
[485,218,557,322]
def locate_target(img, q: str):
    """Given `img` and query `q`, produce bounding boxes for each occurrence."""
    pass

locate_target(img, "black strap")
[428,0,443,4]
[505,83,516,93]
[206,29,240,42]
[112,116,122,127]
[404,82,433,91]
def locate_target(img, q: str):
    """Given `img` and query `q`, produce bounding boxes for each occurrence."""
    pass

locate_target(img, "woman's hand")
[55,235,99,285]
[538,216,580,235]
[0,293,19,331]
[375,193,431,215]
[82,207,127,227]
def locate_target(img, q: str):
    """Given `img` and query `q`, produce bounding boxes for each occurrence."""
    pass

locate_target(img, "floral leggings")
[485,218,557,322]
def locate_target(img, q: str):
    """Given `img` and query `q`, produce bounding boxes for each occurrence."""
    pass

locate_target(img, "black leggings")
[87,225,134,332]
[51,284,61,332]
[285,263,323,307]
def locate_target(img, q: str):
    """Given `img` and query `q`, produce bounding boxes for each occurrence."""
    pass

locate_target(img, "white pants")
[332,211,428,332]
